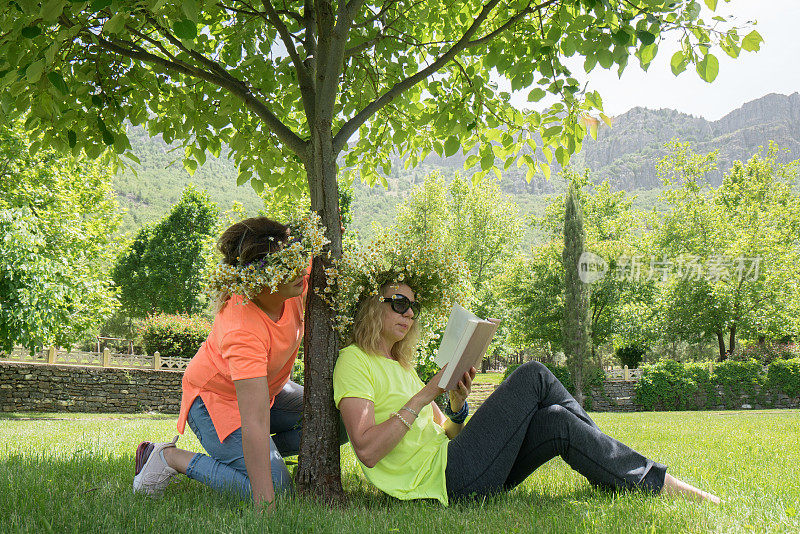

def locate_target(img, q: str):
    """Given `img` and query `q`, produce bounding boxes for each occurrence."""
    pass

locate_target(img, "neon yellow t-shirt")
[333,344,450,505]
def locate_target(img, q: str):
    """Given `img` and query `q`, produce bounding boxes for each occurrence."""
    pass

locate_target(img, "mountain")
[113,92,800,238]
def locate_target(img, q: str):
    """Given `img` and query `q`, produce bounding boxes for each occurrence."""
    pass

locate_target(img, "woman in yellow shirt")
[334,281,721,505]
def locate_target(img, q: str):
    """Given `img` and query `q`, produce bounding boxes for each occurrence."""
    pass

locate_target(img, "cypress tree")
[562,185,591,406]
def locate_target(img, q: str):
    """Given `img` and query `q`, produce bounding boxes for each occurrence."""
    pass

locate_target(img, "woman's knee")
[508,361,552,384]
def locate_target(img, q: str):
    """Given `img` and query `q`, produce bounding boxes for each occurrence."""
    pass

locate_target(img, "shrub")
[503,363,522,381]
[766,358,800,398]
[635,359,698,411]
[616,344,646,369]
[503,363,604,397]
[712,359,763,408]
[138,314,211,359]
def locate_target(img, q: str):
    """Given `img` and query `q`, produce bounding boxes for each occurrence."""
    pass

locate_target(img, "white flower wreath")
[207,211,330,300]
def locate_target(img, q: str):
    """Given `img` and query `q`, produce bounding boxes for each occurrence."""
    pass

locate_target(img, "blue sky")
[507,0,800,120]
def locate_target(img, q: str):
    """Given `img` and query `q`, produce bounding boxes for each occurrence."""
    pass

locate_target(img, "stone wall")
[589,380,800,412]
[2,362,798,414]
[0,361,182,413]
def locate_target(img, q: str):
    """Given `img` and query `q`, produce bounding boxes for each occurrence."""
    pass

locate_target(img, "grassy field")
[1,410,798,533]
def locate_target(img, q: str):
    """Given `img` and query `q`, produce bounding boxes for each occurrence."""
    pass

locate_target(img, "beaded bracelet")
[400,406,419,417]
[443,400,469,425]
[391,411,413,429]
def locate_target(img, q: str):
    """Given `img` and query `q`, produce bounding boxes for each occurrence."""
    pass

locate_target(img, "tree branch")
[467,0,560,48]
[83,29,307,157]
[334,0,518,153]
[261,0,316,120]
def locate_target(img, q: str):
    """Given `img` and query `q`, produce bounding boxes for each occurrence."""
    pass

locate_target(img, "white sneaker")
[133,436,179,496]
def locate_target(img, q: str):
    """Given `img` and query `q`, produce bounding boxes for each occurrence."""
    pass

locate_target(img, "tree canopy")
[0,120,120,352]
[112,185,220,320]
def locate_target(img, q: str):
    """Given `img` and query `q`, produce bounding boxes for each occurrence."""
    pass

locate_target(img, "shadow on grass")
[0,454,702,534]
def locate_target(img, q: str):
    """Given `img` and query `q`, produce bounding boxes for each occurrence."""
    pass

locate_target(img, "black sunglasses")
[380,294,421,318]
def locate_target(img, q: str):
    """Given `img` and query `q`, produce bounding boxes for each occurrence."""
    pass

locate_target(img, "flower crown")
[323,227,471,343]
[207,211,330,300]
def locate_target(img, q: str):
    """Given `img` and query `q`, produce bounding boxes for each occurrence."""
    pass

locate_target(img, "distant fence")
[1,346,188,371]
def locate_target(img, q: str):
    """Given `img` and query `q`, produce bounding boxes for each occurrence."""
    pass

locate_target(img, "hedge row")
[635,358,800,410]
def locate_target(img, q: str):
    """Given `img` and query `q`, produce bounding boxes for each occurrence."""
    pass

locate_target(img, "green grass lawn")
[473,372,505,385]
[2,410,798,533]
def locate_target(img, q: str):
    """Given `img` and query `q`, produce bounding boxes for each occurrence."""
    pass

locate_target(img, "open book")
[434,304,500,390]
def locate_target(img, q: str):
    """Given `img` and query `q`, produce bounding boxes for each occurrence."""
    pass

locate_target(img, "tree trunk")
[728,324,737,358]
[294,124,345,503]
[717,331,727,361]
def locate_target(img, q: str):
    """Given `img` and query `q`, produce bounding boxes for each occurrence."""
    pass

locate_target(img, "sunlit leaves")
[742,30,764,52]
[696,53,719,82]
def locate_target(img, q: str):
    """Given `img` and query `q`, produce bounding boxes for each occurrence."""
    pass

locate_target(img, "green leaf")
[103,13,126,34]
[251,178,264,195]
[480,152,494,171]
[90,0,112,10]
[597,49,614,69]
[184,158,198,175]
[527,88,546,102]
[173,19,198,41]
[101,129,115,146]
[540,162,551,180]
[742,30,763,52]
[636,30,656,46]
[40,0,65,22]
[542,125,562,138]
[46,72,69,95]
[670,51,688,75]
[21,26,41,39]
[696,53,719,83]
[703,0,717,10]
[555,146,568,167]
[26,61,44,83]
[67,129,77,148]
[444,136,460,157]
[182,0,198,23]
[91,95,103,107]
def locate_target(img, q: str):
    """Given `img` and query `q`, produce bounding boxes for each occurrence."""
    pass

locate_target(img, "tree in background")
[500,174,648,366]
[1,0,758,497]
[0,121,120,352]
[652,141,800,360]
[562,184,590,406]
[395,173,522,370]
[112,186,219,320]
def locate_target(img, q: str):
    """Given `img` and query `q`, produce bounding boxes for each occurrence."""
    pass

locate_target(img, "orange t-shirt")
[177,277,307,441]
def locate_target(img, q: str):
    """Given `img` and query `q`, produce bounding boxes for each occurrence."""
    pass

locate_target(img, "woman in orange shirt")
[133,215,329,508]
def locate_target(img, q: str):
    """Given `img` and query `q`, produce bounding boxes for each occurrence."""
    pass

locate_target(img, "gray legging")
[445,362,667,499]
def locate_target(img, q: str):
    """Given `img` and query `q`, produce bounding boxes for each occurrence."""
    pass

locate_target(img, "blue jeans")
[185,380,304,500]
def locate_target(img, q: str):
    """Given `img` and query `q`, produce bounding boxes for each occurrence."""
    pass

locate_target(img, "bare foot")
[661,473,721,504]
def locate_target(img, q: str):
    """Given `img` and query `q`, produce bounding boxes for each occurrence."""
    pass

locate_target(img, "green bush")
[502,363,604,397]
[766,358,800,398]
[138,314,211,359]
[616,344,646,369]
[503,363,522,381]
[635,360,698,411]
[712,359,764,408]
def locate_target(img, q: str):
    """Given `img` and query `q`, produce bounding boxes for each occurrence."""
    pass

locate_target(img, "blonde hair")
[351,285,420,370]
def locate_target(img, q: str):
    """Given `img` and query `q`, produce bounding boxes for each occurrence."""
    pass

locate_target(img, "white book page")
[438,319,479,388]
[434,303,477,366]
